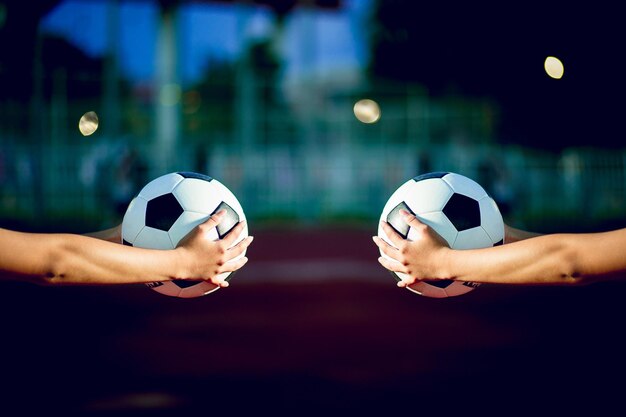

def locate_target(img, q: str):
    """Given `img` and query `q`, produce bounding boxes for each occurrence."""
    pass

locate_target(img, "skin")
[0,210,253,288]
[373,209,626,287]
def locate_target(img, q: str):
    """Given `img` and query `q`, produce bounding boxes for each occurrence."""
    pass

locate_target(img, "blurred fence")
[1,137,626,232]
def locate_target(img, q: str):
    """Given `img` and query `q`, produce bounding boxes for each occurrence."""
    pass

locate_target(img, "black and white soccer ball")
[121,172,248,298]
[378,172,504,298]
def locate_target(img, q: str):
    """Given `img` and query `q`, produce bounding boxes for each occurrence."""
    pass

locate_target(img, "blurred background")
[1,0,626,415]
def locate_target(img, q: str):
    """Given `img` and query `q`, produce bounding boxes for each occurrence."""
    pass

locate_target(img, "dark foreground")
[1,228,625,415]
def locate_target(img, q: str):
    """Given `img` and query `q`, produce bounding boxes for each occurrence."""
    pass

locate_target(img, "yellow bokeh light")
[545,56,564,79]
[78,111,99,136]
[353,99,381,124]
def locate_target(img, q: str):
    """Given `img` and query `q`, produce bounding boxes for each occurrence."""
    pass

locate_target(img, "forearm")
[443,230,626,285]
[1,229,181,285]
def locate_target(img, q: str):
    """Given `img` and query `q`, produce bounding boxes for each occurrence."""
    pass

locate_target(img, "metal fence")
[2,137,626,232]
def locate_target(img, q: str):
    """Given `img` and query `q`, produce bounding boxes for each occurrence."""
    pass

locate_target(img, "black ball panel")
[212,201,240,239]
[427,280,455,289]
[442,193,481,231]
[145,193,184,231]
[413,171,449,181]
[172,280,203,289]
[386,202,415,239]
[177,172,213,181]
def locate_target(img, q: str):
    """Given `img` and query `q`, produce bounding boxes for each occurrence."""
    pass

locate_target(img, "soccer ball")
[121,172,248,298]
[378,171,504,298]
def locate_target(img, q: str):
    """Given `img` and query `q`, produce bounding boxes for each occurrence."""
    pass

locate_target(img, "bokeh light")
[544,56,564,79]
[353,98,381,123]
[78,111,99,136]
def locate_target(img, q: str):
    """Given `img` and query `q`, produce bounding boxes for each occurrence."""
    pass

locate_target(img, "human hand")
[175,210,253,288]
[372,209,451,288]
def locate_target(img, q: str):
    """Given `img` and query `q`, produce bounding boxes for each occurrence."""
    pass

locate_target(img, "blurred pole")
[30,26,45,219]
[407,85,429,148]
[299,8,318,149]
[50,67,67,213]
[155,3,181,172]
[50,68,67,146]
[235,3,256,153]
[103,0,121,140]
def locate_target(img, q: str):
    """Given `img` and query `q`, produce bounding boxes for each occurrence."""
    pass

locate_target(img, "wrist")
[436,247,455,280]
[170,247,190,281]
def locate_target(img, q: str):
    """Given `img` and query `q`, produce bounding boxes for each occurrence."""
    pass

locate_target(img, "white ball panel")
[453,226,494,250]
[478,196,505,243]
[168,211,211,247]
[410,211,458,247]
[403,178,454,214]
[121,196,148,243]
[133,227,175,250]
[442,173,488,200]
[172,178,223,214]
[443,282,477,297]
[150,282,182,297]
[138,173,184,200]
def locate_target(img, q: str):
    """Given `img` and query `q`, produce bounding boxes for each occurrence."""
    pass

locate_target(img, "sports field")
[2,227,625,415]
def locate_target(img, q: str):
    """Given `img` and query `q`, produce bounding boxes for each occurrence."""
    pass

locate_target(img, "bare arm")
[0,211,253,287]
[373,210,626,286]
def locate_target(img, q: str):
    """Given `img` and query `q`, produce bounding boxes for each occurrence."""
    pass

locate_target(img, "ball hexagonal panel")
[138,173,184,201]
[442,173,488,200]
[121,196,147,243]
[404,178,453,214]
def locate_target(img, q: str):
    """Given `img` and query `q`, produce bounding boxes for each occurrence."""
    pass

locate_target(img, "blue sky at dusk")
[40,0,372,86]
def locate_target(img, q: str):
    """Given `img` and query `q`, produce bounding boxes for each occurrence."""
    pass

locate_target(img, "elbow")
[40,243,71,286]
[559,270,586,286]
[34,264,67,286]
[40,270,67,286]
[558,247,588,286]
